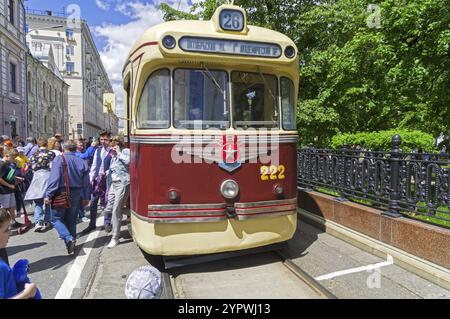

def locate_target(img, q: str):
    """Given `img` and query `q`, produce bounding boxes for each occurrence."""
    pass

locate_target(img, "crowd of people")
[0,131,130,298]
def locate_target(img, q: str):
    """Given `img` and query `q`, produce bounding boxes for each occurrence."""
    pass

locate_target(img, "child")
[0,208,38,298]
[15,147,30,171]
[0,148,23,230]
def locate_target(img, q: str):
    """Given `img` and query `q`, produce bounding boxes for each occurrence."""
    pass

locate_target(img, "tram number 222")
[260,165,285,181]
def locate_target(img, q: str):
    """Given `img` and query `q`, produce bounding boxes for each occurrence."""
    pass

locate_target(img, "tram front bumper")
[146,198,297,223]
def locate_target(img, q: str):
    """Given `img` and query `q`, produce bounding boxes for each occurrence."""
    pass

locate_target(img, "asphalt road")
[6,203,110,299]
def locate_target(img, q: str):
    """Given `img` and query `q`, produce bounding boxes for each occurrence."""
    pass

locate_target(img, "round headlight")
[284,46,296,59]
[162,35,176,49]
[220,180,239,199]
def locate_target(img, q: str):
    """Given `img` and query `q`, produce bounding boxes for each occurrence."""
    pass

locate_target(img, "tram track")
[159,247,336,299]
[275,251,337,299]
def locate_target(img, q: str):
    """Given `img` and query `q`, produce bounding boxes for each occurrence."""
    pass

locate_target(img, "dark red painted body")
[130,139,297,218]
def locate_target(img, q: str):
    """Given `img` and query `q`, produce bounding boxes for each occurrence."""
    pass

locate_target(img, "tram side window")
[137,69,170,129]
[281,77,296,130]
[174,69,229,130]
[232,72,279,129]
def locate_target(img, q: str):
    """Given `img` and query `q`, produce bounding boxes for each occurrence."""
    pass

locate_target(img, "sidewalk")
[287,219,450,298]
[83,223,147,299]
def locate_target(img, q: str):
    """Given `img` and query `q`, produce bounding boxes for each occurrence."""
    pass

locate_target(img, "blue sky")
[25,0,200,120]
[26,0,132,49]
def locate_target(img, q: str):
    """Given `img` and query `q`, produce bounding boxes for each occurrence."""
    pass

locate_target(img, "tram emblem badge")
[218,135,242,173]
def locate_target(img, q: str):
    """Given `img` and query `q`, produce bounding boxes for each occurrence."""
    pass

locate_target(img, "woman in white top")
[48,137,62,157]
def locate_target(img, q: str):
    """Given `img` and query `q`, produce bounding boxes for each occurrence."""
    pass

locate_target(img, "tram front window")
[232,72,279,129]
[174,69,229,130]
[137,69,170,129]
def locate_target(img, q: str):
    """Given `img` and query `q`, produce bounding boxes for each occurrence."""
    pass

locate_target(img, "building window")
[49,85,52,101]
[32,42,43,52]
[29,111,33,131]
[44,116,47,132]
[66,62,75,74]
[9,62,17,93]
[43,82,46,99]
[8,0,14,25]
[66,28,74,39]
[66,45,74,56]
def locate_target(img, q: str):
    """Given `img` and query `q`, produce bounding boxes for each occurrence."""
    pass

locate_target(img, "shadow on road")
[28,255,74,274]
[6,242,47,258]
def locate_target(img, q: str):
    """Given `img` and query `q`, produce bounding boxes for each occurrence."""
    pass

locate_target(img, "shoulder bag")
[50,154,71,209]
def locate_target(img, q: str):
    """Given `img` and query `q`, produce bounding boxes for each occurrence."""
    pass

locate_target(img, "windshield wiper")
[257,67,278,119]
[200,63,225,97]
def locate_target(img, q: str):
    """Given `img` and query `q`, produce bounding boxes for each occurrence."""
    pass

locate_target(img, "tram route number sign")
[219,9,244,31]
[179,36,282,58]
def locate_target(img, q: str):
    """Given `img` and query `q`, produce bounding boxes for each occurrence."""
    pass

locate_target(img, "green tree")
[160,0,450,147]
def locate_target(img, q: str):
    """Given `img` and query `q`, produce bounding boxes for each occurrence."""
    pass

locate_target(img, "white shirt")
[89,146,111,183]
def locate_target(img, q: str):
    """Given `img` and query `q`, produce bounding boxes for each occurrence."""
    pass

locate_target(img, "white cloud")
[94,0,202,128]
[95,0,110,11]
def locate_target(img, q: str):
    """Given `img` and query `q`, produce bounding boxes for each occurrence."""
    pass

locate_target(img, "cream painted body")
[131,211,297,256]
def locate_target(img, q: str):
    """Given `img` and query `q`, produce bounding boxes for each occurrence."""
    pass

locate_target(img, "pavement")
[6,203,450,299]
[285,218,450,299]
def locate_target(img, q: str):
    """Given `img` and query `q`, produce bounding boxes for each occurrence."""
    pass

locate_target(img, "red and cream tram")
[122,4,299,256]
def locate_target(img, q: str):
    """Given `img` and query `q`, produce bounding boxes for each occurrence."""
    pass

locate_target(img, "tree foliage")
[160,0,450,147]
[330,129,436,152]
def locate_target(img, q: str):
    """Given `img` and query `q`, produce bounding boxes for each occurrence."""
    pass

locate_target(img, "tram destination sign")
[179,37,282,58]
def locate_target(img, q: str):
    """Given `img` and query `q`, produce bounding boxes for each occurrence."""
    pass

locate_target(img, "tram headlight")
[220,180,239,199]
[284,46,296,59]
[162,35,176,49]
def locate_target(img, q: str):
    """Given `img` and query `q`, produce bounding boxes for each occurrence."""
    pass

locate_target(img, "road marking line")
[315,255,394,281]
[55,217,104,299]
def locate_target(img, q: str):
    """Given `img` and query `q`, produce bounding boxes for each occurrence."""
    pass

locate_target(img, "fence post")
[337,143,349,201]
[300,145,314,192]
[383,134,402,218]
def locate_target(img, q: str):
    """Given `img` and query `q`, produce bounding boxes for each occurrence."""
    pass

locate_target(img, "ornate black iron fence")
[297,135,450,227]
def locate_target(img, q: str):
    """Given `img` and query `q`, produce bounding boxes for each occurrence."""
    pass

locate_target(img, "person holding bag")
[25,138,55,232]
[45,140,91,255]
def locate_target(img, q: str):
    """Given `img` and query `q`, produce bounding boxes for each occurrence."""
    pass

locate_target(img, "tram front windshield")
[174,69,229,129]
[137,68,294,131]
[232,72,278,129]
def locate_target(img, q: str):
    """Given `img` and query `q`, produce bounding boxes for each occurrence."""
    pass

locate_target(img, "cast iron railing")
[297,135,450,227]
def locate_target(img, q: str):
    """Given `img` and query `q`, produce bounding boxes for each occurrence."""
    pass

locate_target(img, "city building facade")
[0,0,26,138]
[27,46,69,139]
[26,9,118,139]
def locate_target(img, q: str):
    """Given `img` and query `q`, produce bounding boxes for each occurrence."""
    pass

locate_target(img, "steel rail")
[276,251,337,299]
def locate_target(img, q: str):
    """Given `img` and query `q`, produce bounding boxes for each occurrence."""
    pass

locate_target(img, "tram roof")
[126,19,296,61]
